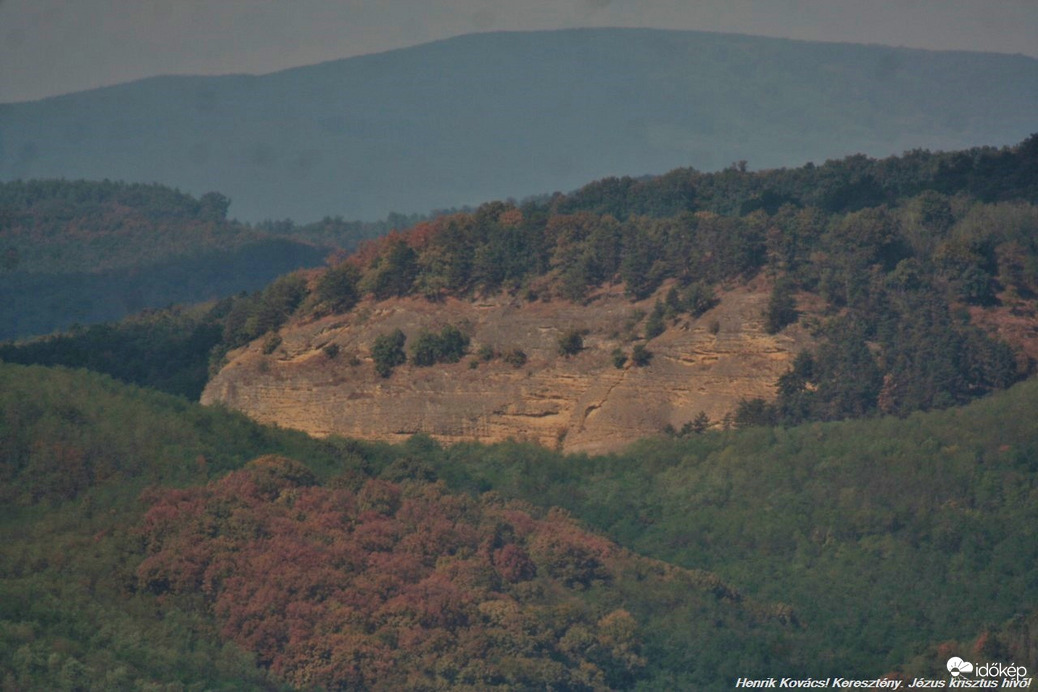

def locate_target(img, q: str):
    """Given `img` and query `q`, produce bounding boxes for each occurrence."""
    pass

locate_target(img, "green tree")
[247,273,308,337]
[558,330,584,356]
[813,322,883,420]
[372,329,407,378]
[631,343,653,367]
[198,191,231,221]
[734,398,777,427]
[315,262,360,313]
[619,222,663,299]
[690,410,711,433]
[503,348,528,368]
[367,239,418,299]
[611,348,628,369]
[764,279,798,334]
[410,325,470,366]
[645,301,666,339]
[682,280,719,317]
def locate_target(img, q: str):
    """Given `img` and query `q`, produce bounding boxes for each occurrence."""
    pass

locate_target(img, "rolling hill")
[198,138,1038,452]
[3,360,1037,687]
[0,180,331,339]
[0,362,802,689]
[2,138,1038,687]
[2,28,1036,222]
[3,27,1038,691]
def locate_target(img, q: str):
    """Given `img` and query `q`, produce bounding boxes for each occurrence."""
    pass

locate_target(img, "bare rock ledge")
[202,282,812,454]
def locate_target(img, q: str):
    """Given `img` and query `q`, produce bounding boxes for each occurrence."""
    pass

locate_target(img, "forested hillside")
[2,28,1036,221]
[0,272,327,399]
[0,180,411,339]
[196,136,1038,437]
[6,138,1036,432]
[424,377,1038,678]
[2,29,1036,691]
[2,361,1037,688]
[0,363,798,689]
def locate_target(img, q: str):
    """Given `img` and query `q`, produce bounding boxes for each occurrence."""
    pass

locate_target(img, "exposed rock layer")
[202,283,812,453]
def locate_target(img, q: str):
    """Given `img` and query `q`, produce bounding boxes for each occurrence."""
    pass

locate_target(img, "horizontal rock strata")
[202,284,812,453]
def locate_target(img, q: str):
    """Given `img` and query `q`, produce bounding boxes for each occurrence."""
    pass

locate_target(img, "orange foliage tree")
[136,456,645,689]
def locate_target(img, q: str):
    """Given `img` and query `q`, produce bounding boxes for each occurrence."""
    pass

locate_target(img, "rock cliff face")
[202,282,812,453]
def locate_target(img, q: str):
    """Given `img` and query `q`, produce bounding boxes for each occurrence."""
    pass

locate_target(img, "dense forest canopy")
[1,36,1036,685]
[328,135,1038,303]
[4,136,1036,426]
[0,179,421,339]
[294,136,1038,426]
[0,363,795,689]
[2,362,1036,688]
[0,180,244,274]
[2,136,1038,690]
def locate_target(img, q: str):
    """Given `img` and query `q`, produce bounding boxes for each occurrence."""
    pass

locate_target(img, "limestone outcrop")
[202,282,812,453]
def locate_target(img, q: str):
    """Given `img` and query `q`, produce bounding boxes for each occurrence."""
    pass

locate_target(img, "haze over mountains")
[4,20,1038,689]
[2,28,1036,222]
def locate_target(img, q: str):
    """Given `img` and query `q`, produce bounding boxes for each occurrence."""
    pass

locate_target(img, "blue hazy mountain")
[2,28,1036,222]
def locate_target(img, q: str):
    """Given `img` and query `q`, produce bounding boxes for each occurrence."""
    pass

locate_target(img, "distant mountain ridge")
[2,28,1036,221]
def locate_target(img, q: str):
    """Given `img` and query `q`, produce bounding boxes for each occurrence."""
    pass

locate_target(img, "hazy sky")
[2,0,1037,103]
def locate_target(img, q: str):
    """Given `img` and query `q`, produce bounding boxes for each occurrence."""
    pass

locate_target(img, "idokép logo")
[946,655,1030,683]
